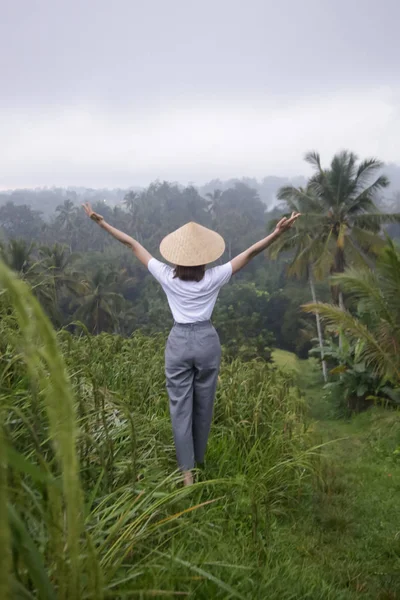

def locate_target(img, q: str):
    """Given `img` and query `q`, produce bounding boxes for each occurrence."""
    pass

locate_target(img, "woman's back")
[148,258,232,323]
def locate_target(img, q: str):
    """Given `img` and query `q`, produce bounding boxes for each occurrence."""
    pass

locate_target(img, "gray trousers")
[165,321,221,470]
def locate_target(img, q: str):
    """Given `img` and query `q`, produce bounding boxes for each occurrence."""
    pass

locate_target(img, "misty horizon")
[0,172,308,193]
[1,161,400,197]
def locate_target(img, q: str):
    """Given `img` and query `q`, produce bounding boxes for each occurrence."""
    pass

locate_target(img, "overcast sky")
[1,0,399,189]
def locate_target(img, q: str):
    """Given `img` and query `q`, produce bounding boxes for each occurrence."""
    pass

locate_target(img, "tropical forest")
[1,151,400,599]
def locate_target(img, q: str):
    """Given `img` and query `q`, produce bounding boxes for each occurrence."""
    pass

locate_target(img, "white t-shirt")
[148,258,232,324]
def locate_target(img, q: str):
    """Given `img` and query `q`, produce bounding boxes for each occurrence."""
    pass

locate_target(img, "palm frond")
[376,241,400,320]
[353,212,400,229]
[268,231,302,258]
[302,302,400,381]
[304,151,322,172]
[276,186,320,213]
[343,239,374,272]
[329,268,396,328]
[375,320,400,361]
[349,176,390,212]
[347,194,377,216]
[308,176,336,208]
[286,241,316,279]
[330,151,357,205]
[353,158,386,193]
[350,227,386,254]
[344,234,380,272]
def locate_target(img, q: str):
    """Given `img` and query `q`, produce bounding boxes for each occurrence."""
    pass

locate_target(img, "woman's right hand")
[82,202,104,225]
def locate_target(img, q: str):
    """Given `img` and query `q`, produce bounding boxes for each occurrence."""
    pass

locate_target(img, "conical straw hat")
[160,222,225,266]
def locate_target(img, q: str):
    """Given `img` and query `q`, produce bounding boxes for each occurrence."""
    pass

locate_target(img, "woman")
[83,202,300,485]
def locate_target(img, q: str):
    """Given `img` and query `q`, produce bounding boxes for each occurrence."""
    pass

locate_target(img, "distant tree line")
[0,153,399,367]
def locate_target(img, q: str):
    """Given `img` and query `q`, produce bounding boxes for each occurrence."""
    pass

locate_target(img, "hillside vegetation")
[1,265,399,598]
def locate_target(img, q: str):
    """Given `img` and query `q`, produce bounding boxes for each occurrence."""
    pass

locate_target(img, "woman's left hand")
[274,212,301,235]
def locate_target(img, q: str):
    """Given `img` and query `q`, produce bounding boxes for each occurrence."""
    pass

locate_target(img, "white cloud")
[1,86,399,188]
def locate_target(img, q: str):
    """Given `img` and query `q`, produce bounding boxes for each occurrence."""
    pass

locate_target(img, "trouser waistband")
[173,320,212,329]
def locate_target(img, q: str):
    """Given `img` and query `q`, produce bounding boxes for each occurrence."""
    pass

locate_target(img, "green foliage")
[0,426,11,600]
[0,202,44,241]
[305,240,400,411]
[0,261,316,598]
[0,259,83,598]
[1,251,400,597]
[1,160,400,598]
[311,338,397,416]
[214,282,274,360]
[288,409,400,599]
[0,239,35,274]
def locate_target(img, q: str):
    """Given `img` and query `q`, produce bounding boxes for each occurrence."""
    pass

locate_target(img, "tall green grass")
[0,423,11,600]
[0,260,317,598]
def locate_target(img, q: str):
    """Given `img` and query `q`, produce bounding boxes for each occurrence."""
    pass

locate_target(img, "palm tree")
[278,151,400,307]
[123,191,138,212]
[123,191,143,242]
[39,244,83,292]
[303,240,400,393]
[55,199,78,227]
[270,188,328,380]
[0,239,57,319]
[38,244,87,324]
[205,189,222,224]
[74,269,126,334]
[0,239,34,274]
[55,199,79,249]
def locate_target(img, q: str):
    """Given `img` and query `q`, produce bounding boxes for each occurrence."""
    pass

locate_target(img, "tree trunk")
[332,247,346,348]
[330,246,346,305]
[338,291,345,311]
[309,271,328,382]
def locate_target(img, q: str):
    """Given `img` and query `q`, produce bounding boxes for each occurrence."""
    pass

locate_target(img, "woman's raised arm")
[82,202,153,267]
[230,212,301,274]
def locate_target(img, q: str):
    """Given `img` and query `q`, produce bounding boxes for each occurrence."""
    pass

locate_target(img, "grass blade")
[0,425,11,600]
[8,504,57,600]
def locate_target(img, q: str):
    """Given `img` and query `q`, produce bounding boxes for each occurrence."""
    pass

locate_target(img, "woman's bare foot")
[183,470,193,486]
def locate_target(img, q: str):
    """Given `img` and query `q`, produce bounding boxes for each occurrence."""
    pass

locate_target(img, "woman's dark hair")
[173,265,205,282]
